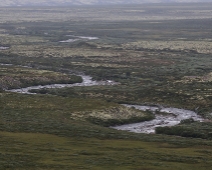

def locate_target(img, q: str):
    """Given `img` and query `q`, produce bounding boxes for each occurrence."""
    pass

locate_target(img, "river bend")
[112,104,204,133]
[7,75,116,94]
[4,65,204,133]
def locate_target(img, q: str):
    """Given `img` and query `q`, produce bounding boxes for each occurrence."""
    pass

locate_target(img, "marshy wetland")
[2,3,212,170]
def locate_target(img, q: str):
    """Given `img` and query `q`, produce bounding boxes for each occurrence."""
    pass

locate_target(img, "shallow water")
[112,104,204,133]
[4,64,204,133]
[0,46,9,50]
[0,63,13,66]
[59,39,80,43]
[7,75,117,94]
[76,36,99,40]
[66,35,99,40]
[60,35,99,42]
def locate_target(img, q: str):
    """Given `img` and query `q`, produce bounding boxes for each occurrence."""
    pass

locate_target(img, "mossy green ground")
[0,65,82,89]
[1,4,212,169]
[1,92,212,169]
[1,131,212,170]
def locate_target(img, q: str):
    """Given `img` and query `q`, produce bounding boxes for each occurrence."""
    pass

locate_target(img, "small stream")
[112,104,204,133]
[7,75,117,94]
[0,46,9,50]
[59,35,99,43]
[3,63,204,133]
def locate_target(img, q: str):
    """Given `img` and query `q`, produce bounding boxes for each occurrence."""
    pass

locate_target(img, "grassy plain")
[1,3,212,169]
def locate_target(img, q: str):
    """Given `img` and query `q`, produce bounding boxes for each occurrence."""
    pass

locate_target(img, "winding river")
[7,75,116,94]
[112,104,204,133]
[3,64,204,133]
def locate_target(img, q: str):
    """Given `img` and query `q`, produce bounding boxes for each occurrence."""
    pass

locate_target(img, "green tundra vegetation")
[1,3,212,169]
[0,65,82,89]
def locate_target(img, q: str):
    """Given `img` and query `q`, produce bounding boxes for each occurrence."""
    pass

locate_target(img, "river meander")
[112,104,204,133]
[7,75,116,94]
[3,65,204,134]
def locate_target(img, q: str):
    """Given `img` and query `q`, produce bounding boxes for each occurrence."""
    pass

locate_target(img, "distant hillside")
[0,0,212,6]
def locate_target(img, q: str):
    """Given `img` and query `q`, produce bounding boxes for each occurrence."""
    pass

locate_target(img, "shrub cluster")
[156,120,212,140]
